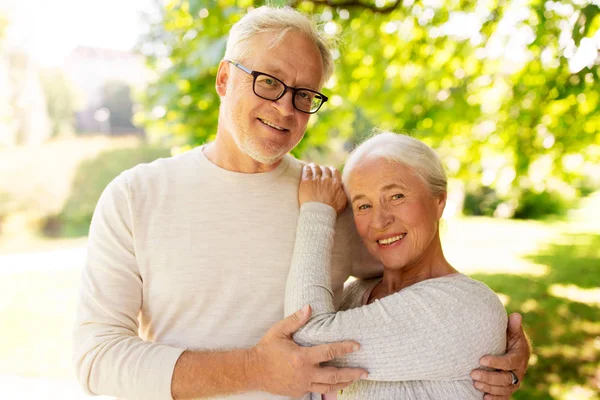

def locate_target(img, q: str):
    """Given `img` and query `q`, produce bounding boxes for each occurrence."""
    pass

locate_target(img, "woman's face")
[347,158,446,270]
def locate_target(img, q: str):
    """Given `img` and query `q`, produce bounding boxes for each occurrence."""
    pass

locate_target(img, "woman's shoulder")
[410,273,501,301]
[406,273,507,324]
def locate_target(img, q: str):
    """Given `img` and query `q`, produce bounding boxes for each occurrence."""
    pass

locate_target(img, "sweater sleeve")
[285,203,508,382]
[73,174,185,400]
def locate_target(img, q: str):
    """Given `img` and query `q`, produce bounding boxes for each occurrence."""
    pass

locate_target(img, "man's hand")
[471,313,531,400]
[250,305,367,397]
[299,164,347,215]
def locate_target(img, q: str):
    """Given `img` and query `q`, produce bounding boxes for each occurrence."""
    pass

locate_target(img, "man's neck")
[203,136,282,174]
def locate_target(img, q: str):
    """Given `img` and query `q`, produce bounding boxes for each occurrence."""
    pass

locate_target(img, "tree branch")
[290,0,403,14]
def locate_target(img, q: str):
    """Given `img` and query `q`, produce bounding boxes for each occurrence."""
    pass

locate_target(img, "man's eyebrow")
[262,67,319,90]
[263,66,285,76]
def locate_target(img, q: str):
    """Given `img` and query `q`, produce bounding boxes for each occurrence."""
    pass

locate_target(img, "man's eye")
[261,77,280,87]
[392,193,404,200]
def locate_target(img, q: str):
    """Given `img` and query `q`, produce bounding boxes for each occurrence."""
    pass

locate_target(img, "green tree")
[138,0,600,218]
[40,68,80,137]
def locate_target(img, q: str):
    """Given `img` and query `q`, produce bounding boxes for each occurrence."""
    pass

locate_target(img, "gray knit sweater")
[284,203,508,399]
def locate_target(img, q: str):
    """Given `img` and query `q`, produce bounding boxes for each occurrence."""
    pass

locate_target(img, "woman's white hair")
[342,132,447,197]
[224,6,334,84]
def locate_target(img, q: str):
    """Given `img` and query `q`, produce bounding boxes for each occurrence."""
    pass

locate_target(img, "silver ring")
[510,371,520,385]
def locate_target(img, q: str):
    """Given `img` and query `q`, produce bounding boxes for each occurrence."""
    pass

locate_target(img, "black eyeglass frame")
[226,60,328,114]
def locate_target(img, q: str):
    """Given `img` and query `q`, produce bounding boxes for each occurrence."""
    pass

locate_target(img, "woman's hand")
[299,163,347,215]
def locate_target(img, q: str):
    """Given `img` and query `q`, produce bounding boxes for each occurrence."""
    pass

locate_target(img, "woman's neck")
[370,236,457,301]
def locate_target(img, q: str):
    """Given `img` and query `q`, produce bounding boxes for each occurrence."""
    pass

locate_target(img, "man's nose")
[271,90,295,116]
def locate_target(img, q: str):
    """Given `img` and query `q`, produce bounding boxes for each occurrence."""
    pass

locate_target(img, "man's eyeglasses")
[226,60,328,114]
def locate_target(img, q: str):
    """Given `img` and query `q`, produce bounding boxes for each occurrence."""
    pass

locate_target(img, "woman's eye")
[392,193,404,200]
[357,204,371,210]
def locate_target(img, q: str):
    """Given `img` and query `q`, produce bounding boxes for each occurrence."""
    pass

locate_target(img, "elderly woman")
[285,132,508,399]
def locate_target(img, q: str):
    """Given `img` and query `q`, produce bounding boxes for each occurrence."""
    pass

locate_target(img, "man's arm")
[74,175,366,400]
[73,175,185,400]
[171,306,367,399]
[470,313,531,400]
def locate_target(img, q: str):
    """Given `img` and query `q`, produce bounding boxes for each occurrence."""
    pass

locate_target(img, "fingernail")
[471,372,481,380]
[352,344,360,352]
[300,304,309,315]
[480,358,490,367]
[361,373,368,379]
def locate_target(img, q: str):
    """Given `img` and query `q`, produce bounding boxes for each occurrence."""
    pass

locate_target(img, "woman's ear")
[436,191,447,219]
[215,60,230,96]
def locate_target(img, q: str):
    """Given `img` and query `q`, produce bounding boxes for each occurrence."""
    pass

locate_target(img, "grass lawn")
[0,194,598,399]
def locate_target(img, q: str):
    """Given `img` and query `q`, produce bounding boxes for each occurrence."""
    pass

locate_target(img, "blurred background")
[0,0,598,399]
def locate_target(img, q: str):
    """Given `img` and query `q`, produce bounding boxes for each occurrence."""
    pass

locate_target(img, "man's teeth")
[260,119,285,131]
[378,234,405,245]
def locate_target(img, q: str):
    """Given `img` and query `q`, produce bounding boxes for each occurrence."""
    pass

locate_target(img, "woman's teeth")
[378,234,406,245]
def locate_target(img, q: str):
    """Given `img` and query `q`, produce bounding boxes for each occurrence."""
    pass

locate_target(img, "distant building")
[62,46,150,135]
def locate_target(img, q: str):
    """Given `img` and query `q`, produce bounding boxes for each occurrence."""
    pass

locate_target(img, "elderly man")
[73,6,529,400]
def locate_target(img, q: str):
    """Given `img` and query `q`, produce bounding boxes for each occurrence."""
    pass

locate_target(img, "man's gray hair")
[224,6,334,84]
[342,132,448,197]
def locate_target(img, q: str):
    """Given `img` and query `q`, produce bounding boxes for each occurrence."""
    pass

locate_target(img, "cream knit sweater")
[285,203,508,399]
[73,147,381,400]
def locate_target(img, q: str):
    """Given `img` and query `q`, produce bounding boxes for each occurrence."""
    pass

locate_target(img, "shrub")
[46,145,170,237]
[513,189,573,220]
[462,186,502,217]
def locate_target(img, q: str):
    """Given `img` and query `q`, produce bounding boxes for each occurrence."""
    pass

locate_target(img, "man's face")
[217,31,324,166]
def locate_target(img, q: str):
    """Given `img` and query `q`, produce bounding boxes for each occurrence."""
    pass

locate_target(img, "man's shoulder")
[119,147,202,187]
[282,153,304,175]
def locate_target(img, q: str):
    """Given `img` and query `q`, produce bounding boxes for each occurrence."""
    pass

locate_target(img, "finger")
[507,312,522,332]
[473,381,517,396]
[320,165,332,179]
[309,163,321,179]
[312,366,367,386]
[507,313,525,342]
[471,369,514,386]
[484,395,514,400]
[309,341,362,364]
[310,381,353,394]
[480,352,517,371]
[302,165,312,180]
[330,166,341,181]
[275,305,311,337]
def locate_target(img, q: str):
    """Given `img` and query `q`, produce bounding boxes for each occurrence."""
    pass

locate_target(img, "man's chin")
[243,145,286,166]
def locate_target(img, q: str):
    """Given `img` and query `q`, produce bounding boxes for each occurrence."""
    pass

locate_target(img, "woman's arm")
[285,202,507,381]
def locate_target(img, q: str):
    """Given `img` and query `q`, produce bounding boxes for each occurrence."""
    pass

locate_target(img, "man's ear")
[436,191,447,219]
[216,60,230,96]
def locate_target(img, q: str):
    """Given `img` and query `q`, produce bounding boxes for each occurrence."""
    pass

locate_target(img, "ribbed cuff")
[136,344,186,400]
[300,202,337,224]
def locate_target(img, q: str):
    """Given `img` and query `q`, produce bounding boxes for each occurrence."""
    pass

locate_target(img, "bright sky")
[1,0,158,66]
[2,0,597,72]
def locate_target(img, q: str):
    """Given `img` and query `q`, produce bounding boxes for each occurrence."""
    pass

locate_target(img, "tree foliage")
[138,0,600,217]
[40,68,80,137]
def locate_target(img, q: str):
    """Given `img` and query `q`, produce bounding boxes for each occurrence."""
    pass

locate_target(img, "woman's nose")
[372,206,393,230]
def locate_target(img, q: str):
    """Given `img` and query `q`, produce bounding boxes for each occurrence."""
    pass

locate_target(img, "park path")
[0,246,115,399]
[0,246,87,274]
